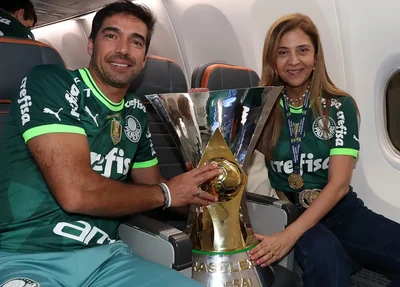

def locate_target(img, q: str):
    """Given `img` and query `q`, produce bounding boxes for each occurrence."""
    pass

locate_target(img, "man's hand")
[167,162,221,206]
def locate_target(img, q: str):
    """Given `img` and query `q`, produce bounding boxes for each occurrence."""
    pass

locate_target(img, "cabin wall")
[33,0,187,81]
[164,0,345,89]
[31,0,400,222]
[335,0,400,222]
[33,19,90,70]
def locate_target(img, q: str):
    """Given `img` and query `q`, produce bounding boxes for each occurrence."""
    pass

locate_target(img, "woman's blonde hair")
[257,13,354,160]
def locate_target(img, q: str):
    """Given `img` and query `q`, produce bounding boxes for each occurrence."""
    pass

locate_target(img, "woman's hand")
[249,230,298,267]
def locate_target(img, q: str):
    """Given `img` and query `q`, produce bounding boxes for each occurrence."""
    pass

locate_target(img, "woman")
[249,13,400,286]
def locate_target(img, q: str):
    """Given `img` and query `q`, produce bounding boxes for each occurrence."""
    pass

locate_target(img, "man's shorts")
[0,242,203,287]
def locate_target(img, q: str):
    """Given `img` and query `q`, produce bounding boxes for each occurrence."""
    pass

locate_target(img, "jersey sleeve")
[0,14,34,40]
[329,96,360,158]
[131,108,158,169]
[14,65,86,143]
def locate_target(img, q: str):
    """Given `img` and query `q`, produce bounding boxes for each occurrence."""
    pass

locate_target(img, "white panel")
[335,0,400,222]
[136,0,187,79]
[78,13,95,37]
[164,0,345,89]
[32,20,90,70]
[31,0,187,85]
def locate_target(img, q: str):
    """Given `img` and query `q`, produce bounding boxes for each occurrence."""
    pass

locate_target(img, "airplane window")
[385,70,400,150]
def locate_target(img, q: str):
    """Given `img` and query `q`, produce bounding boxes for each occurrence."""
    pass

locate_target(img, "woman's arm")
[249,154,355,266]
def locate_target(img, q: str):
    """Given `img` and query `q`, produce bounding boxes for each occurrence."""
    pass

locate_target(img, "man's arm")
[28,133,219,217]
[28,133,164,216]
[131,165,164,185]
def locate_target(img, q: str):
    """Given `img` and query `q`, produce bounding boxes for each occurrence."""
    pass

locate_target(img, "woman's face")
[275,28,316,91]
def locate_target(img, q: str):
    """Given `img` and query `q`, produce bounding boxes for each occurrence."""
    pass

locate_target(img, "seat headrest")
[0,37,66,101]
[128,55,188,101]
[190,60,230,88]
[191,62,260,90]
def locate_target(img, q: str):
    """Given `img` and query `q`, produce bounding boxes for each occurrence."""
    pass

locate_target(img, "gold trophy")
[147,87,282,287]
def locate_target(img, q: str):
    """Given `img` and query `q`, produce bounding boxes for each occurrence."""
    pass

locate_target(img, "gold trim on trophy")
[288,173,304,190]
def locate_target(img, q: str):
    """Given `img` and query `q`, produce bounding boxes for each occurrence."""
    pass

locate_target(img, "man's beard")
[90,54,138,88]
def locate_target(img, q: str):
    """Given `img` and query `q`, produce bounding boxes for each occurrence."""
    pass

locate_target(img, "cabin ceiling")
[31,0,116,27]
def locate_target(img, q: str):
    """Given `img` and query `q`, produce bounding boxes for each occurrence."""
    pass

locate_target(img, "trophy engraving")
[146,87,282,287]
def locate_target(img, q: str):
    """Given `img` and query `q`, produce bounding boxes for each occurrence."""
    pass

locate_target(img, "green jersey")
[0,64,157,253]
[0,9,35,40]
[267,96,359,192]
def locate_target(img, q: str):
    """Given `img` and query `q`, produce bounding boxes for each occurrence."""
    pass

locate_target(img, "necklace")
[287,93,305,105]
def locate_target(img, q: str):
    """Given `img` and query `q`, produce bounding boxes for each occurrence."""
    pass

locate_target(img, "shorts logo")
[110,118,122,145]
[124,116,141,143]
[1,278,40,287]
[312,116,336,140]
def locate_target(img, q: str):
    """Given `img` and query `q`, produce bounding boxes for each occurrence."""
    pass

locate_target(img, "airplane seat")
[0,37,66,141]
[128,55,188,180]
[130,55,188,98]
[122,54,193,276]
[191,61,260,90]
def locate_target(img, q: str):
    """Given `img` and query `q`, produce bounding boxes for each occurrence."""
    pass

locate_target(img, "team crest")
[312,116,336,140]
[110,118,122,145]
[124,116,141,143]
[1,278,40,287]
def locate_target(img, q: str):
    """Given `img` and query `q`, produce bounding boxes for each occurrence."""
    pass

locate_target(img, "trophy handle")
[241,86,283,172]
[238,86,283,232]
[146,93,196,167]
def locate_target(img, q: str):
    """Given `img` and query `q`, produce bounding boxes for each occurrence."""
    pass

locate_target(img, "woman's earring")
[313,66,315,71]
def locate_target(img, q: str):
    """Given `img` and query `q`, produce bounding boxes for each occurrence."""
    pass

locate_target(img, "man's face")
[88,13,148,88]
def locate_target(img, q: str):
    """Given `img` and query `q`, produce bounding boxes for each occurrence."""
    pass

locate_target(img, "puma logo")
[353,135,359,142]
[85,106,99,127]
[43,107,63,121]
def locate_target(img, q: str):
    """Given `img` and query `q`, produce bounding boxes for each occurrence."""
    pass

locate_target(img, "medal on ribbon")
[282,87,311,190]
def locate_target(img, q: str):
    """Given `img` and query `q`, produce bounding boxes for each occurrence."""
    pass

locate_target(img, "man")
[0,0,37,40]
[0,1,220,286]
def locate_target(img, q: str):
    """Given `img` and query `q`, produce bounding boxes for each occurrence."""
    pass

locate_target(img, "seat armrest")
[246,192,299,271]
[119,214,192,271]
[246,193,298,225]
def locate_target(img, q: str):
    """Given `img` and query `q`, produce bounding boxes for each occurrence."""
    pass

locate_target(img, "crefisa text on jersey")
[65,82,80,120]
[18,77,32,126]
[125,98,146,112]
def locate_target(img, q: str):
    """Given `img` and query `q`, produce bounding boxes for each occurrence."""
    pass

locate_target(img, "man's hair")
[0,0,37,27]
[89,0,156,55]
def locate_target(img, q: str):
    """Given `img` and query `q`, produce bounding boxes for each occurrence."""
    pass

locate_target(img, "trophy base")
[192,247,275,287]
